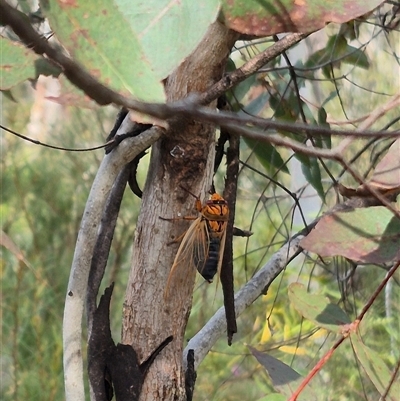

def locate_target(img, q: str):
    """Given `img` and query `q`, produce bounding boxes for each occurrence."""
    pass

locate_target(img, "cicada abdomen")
[164,192,229,297]
[196,234,221,282]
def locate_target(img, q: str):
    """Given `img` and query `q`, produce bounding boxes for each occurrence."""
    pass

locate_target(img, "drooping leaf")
[317,106,331,149]
[34,58,62,79]
[240,90,270,116]
[301,157,325,202]
[244,137,289,174]
[232,73,257,103]
[220,0,385,37]
[239,91,290,174]
[288,283,351,333]
[306,34,370,78]
[366,139,400,194]
[40,0,220,102]
[269,92,298,122]
[300,207,400,264]
[350,333,400,400]
[249,346,318,400]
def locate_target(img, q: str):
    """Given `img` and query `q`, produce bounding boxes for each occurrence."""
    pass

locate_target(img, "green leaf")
[269,93,296,122]
[239,91,289,174]
[232,73,257,103]
[220,0,385,36]
[288,283,351,332]
[241,91,270,116]
[118,0,220,80]
[294,152,311,168]
[0,37,39,90]
[40,0,219,102]
[249,346,318,401]
[261,394,286,401]
[16,0,33,14]
[351,333,400,400]
[41,0,163,101]
[301,157,325,202]
[34,58,62,79]
[306,34,370,78]
[244,137,289,174]
[342,44,370,69]
[300,207,400,264]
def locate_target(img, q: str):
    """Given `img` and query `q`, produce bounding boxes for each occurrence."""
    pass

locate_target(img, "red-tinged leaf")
[350,333,400,400]
[248,346,318,401]
[366,139,400,193]
[45,76,99,109]
[288,283,351,332]
[220,0,385,37]
[301,207,400,264]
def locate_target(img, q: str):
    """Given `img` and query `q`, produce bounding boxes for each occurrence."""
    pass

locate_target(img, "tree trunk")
[121,21,238,400]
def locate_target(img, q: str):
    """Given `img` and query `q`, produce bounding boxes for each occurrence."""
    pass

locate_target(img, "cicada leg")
[159,215,198,245]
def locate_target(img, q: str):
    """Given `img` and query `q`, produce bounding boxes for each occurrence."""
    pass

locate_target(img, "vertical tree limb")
[222,133,240,345]
[63,124,162,401]
[121,22,239,401]
[86,165,130,334]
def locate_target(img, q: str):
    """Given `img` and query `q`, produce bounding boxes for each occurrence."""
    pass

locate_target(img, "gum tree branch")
[183,234,304,369]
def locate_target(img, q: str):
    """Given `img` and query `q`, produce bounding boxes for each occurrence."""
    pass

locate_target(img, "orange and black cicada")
[163,190,229,296]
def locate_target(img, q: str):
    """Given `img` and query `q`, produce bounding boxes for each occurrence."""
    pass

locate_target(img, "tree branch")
[2,0,399,149]
[198,32,309,105]
[183,234,304,369]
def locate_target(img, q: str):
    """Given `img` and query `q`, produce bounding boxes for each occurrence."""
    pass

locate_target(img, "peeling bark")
[121,22,239,400]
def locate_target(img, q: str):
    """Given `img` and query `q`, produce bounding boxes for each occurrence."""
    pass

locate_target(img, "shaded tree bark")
[121,22,239,400]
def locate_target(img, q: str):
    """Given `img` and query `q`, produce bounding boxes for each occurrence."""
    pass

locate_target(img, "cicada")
[163,191,229,297]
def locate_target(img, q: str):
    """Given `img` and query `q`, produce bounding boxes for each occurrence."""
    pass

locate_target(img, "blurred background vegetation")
[1,5,400,401]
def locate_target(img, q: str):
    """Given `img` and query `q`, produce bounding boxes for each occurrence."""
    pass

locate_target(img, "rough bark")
[121,22,239,400]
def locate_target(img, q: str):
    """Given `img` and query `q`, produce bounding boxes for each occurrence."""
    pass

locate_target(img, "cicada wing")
[192,220,210,278]
[164,218,208,299]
